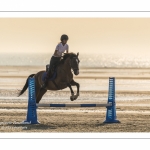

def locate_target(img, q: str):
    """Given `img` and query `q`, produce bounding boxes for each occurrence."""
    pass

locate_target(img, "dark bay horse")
[18,52,80,103]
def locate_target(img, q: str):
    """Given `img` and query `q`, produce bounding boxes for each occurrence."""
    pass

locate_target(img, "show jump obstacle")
[23,77,120,124]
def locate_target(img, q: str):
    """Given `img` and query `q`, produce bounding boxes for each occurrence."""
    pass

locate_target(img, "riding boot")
[41,70,51,89]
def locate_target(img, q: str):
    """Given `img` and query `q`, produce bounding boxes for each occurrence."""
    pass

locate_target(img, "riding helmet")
[60,34,69,41]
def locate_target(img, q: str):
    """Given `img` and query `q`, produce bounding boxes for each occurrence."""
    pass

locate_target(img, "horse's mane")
[60,52,77,64]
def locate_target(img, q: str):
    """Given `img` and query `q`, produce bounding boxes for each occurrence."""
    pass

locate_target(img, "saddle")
[42,64,57,82]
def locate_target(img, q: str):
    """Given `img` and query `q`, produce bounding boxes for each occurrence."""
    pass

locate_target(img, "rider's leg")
[41,56,60,89]
[41,56,54,89]
[50,56,61,73]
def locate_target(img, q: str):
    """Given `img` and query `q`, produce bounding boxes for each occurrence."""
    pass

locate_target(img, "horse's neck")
[60,57,71,73]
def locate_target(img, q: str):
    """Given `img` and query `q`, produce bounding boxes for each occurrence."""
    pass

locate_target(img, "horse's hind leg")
[35,86,41,103]
[36,89,47,103]
[34,73,47,103]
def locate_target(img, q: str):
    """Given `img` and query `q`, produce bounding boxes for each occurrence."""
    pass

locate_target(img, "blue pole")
[23,77,39,124]
[103,77,120,123]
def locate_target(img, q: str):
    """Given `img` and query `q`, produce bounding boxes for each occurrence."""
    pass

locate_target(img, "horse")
[18,52,80,103]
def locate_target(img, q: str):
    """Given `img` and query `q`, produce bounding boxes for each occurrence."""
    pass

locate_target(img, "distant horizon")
[0,52,150,68]
[1,51,150,57]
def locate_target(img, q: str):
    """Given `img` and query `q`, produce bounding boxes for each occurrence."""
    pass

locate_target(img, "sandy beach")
[0,66,150,132]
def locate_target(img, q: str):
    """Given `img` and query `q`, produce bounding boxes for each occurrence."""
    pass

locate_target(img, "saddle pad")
[42,71,57,82]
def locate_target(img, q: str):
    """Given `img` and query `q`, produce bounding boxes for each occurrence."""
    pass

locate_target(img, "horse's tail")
[18,74,35,97]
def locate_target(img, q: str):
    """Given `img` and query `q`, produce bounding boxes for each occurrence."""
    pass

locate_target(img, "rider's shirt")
[54,43,69,57]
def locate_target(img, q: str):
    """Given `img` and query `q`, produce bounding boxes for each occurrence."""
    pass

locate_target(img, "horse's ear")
[77,52,79,57]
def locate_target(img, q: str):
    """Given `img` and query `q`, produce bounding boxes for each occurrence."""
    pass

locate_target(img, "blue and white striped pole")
[36,103,112,107]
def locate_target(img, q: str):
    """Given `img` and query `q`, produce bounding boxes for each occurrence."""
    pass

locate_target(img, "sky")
[0,18,150,56]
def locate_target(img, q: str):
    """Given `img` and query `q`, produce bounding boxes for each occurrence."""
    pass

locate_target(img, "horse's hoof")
[70,96,75,101]
[70,95,78,101]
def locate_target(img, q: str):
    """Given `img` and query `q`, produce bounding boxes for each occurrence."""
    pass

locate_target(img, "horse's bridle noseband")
[70,57,79,71]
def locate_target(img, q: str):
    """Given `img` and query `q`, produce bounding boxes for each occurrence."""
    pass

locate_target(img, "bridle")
[69,56,80,72]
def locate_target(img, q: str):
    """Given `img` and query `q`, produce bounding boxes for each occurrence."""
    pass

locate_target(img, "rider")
[41,34,69,89]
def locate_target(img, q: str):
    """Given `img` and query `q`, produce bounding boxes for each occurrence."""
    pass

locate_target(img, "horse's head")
[70,52,80,75]
[62,52,80,75]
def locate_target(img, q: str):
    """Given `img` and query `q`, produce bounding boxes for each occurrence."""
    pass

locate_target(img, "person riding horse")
[41,34,69,89]
[18,34,80,102]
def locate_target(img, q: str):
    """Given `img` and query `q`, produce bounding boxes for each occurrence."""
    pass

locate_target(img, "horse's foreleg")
[67,83,75,101]
[70,80,80,96]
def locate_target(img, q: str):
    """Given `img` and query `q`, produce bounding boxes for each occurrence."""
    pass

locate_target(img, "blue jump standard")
[23,77,120,124]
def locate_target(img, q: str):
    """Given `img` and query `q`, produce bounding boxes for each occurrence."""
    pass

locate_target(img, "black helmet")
[60,34,69,41]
